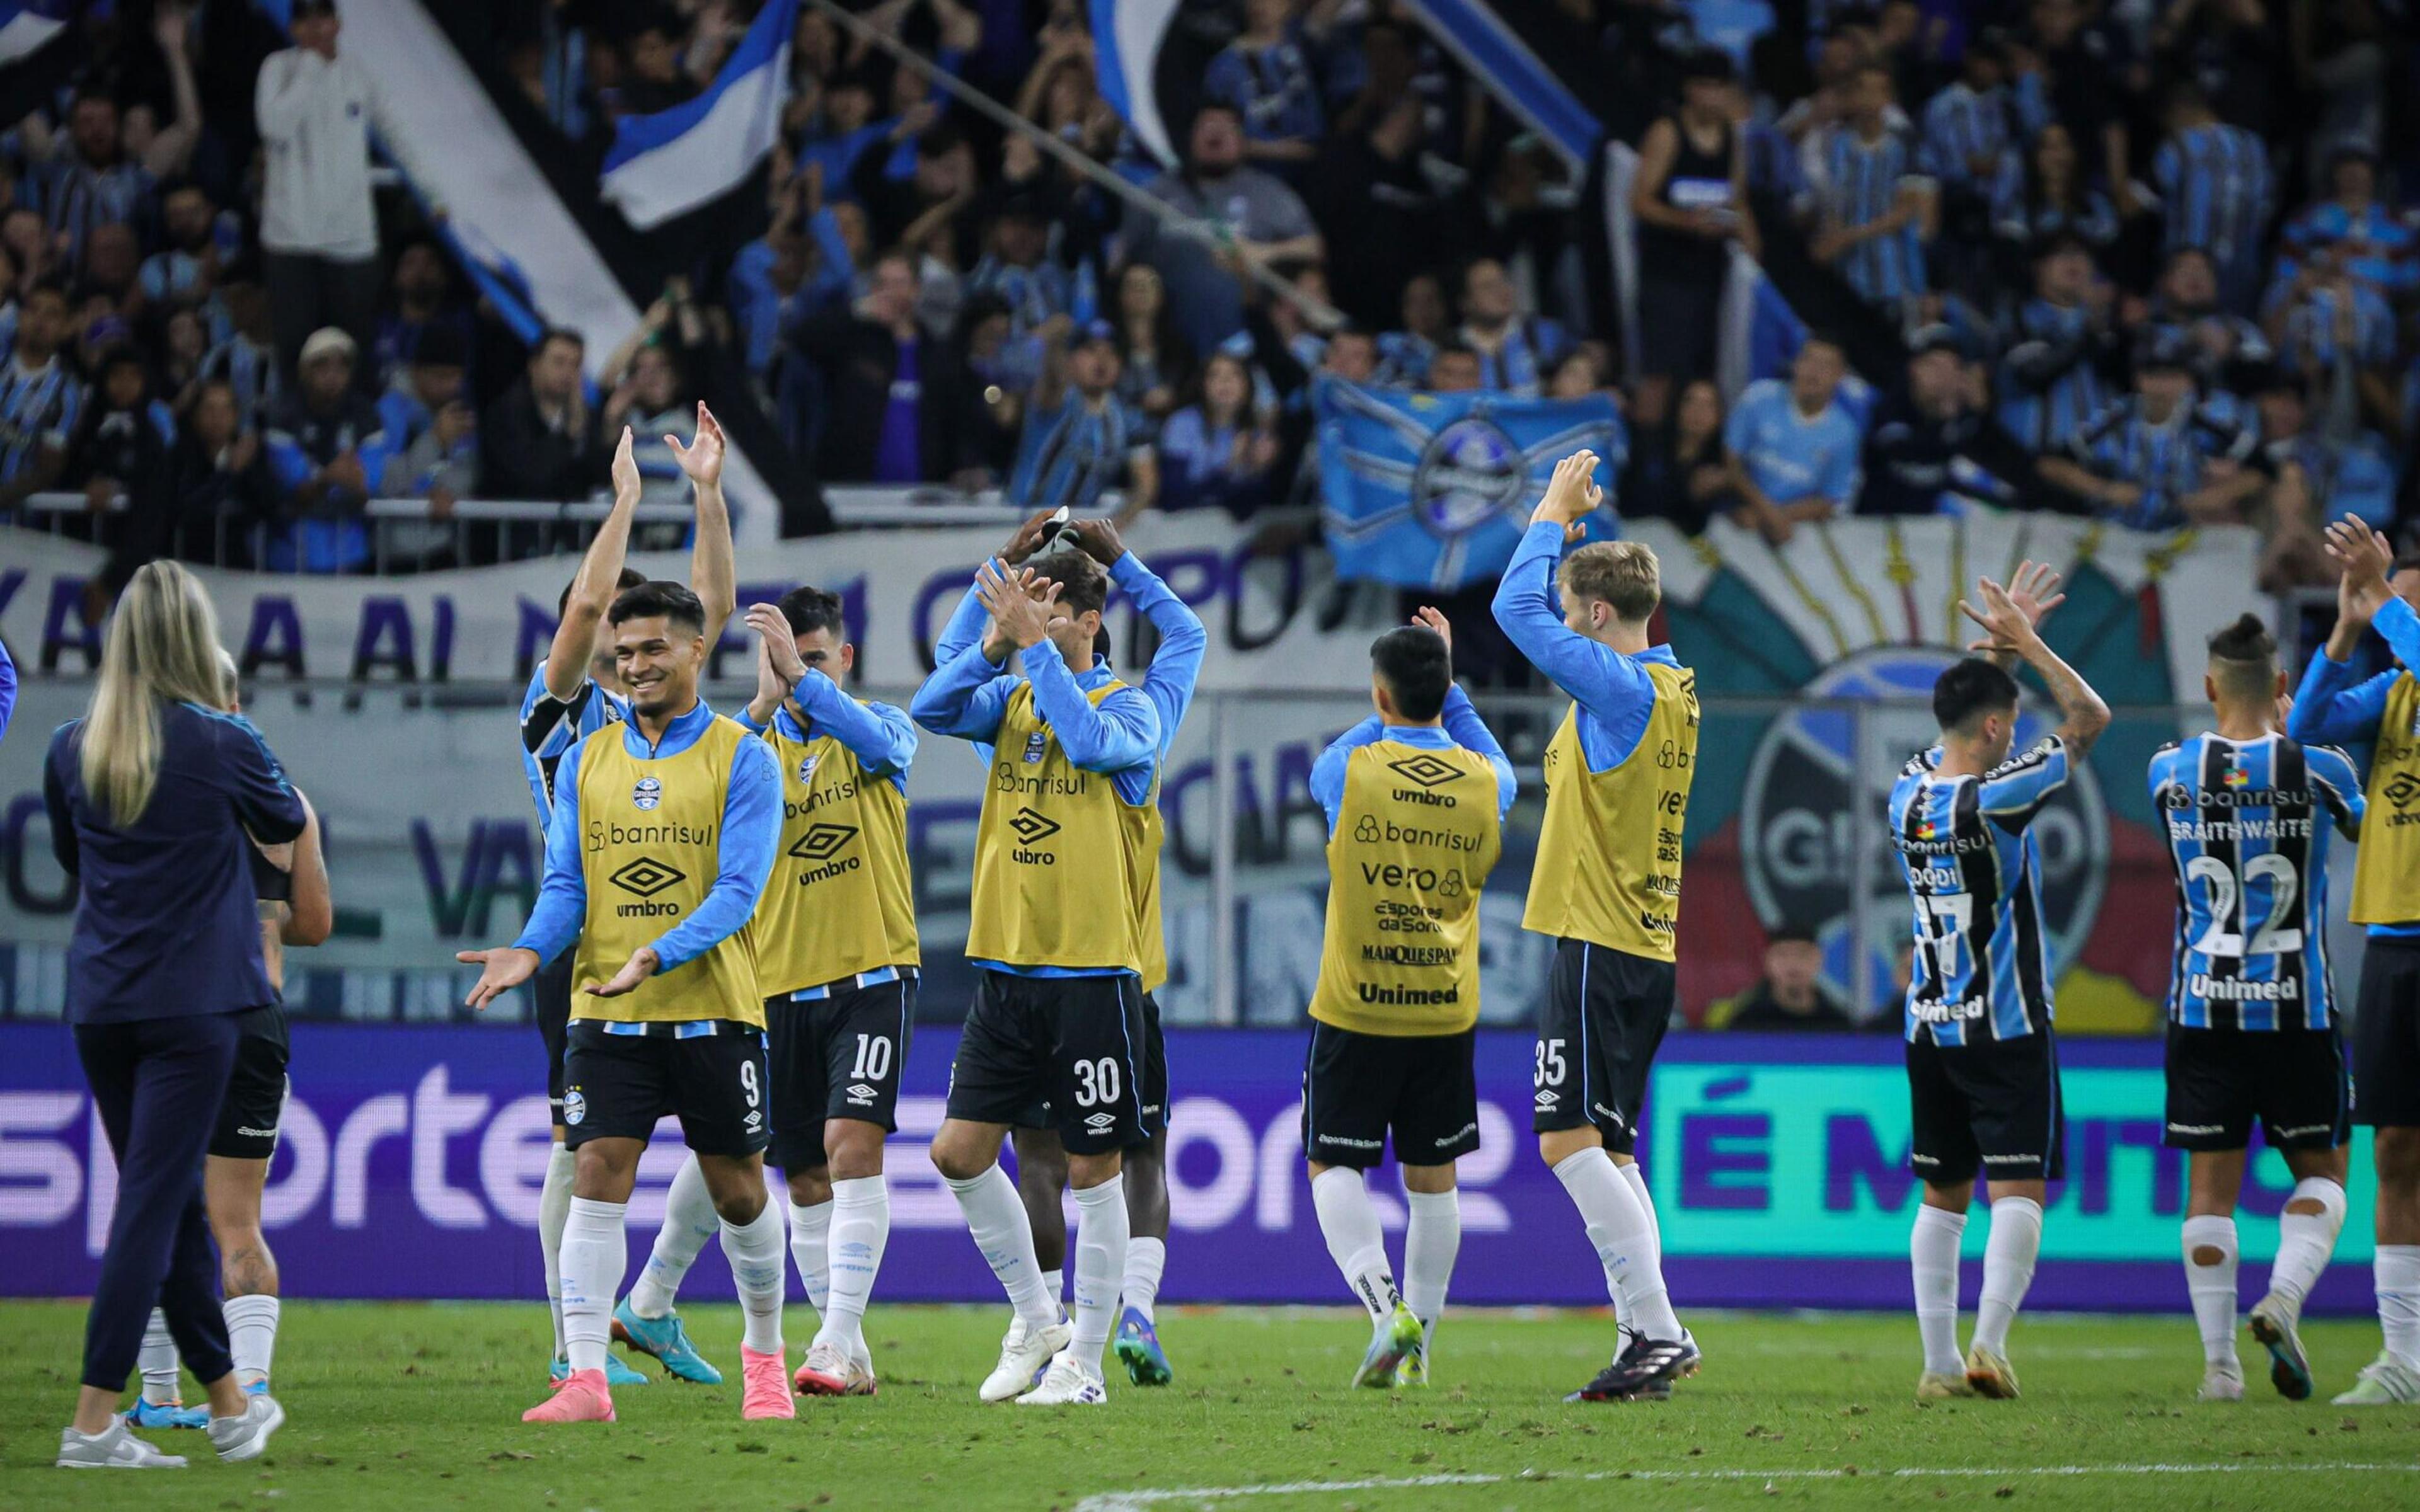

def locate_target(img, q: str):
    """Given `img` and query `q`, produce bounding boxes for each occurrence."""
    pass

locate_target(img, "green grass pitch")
[1,1303,2415,1509]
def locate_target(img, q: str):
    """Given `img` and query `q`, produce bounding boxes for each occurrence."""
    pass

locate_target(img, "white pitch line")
[1072,1461,2420,1511]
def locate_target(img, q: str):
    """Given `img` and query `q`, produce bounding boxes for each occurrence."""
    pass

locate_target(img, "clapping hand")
[667,403,726,486]
[977,559,1064,650]
[1411,605,1452,653]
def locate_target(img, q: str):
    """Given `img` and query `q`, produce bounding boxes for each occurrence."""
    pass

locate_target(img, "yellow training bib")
[966,681,1143,973]
[752,711,920,996]
[2353,672,2420,926]
[1523,660,1698,961]
[1124,767,1168,994]
[1310,738,1504,1036]
[573,713,763,1024]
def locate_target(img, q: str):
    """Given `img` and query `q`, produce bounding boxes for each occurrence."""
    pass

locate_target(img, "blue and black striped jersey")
[517,667,629,832]
[1889,737,2069,1045]
[2150,733,2363,1031]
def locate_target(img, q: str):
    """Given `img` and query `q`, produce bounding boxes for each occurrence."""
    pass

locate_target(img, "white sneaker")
[2197,1363,2245,1401]
[2332,1353,2420,1406]
[1017,1351,1107,1406]
[980,1315,1072,1402]
[56,1421,186,1469]
[205,1393,285,1463]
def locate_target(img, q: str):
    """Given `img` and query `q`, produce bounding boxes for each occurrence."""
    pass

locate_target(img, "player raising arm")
[1490,449,1702,1402]
[2152,615,2363,1404]
[2285,517,2420,1406]
[1302,612,1513,1390]
[1891,574,2107,1404]
[911,549,1162,1406]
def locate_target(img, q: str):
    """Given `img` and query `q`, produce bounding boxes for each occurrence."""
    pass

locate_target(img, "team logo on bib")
[1023,730,1049,765]
[562,1089,587,1126]
[631,776,663,811]
[797,754,819,784]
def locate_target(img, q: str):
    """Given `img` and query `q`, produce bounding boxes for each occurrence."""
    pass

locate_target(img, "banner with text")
[0,1026,2374,1312]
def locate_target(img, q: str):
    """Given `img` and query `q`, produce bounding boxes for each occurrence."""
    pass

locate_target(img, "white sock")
[2377,1245,2420,1368]
[2182,1214,2240,1370]
[721,1198,788,1356]
[627,1152,718,1319]
[1041,1268,1065,1308]
[561,1197,628,1375]
[223,1295,280,1387]
[1123,1237,1166,1323]
[2267,1177,2347,1311]
[1311,1167,1401,1322]
[816,1176,889,1352]
[1911,1203,1966,1375]
[1971,1195,2043,1356]
[1616,1162,1660,1325]
[1551,1147,1681,1340]
[1070,1180,1130,1368]
[945,1166,1057,1331]
[1402,1189,1460,1336]
[539,1143,575,1360]
[788,1199,834,1317]
[139,1308,182,1404]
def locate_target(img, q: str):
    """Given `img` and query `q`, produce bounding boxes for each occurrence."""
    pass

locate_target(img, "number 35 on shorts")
[1535,1038,1568,1089]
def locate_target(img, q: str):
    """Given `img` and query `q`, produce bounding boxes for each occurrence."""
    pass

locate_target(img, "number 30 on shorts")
[1535,1038,1567,1088]
[1074,1057,1122,1108]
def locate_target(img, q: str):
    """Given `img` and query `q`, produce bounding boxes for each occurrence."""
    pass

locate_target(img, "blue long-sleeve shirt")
[737,673,916,795]
[514,699,782,975]
[1490,520,1682,773]
[1309,687,1518,835]
[44,701,306,1023]
[2288,593,2420,936]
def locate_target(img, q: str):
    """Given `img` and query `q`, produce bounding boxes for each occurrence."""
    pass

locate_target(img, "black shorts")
[1136,990,1168,1141]
[1302,1021,1478,1170]
[2352,937,2420,1128]
[1906,1030,2065,1186]
[562,1019,770,1158]
[536,947,575,1120]
[766,974,916,1170]
[1532,939,1674,1154]
[945,971,1150,1155]
[207,1004,289,1161]
[2164,1022,2351,1152]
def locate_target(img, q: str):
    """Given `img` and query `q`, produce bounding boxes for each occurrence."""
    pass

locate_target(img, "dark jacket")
[791,307,972,483]
[1860,399,2054,517]
[480,378,604,501]
[66,403,176,590]
[45,701,307,1024]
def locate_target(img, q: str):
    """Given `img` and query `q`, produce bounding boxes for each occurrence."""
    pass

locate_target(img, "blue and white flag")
[1090,0,1183,168]
[1316,380,1622,591]
[0,1,75,124]
[601,0,797,230]
[1395,0,1598,172]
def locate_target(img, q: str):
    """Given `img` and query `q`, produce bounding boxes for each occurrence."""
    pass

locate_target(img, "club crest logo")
[562,1089,586,1126]
[631,776,663,811]
[1023,730,1049,765]
[797,754,819,784]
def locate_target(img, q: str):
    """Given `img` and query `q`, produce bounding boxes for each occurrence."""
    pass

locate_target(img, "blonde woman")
[40,561,295,1469]
[129,651,329,1436]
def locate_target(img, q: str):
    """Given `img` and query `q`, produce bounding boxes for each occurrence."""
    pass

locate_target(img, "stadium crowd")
[2,1,2417,591]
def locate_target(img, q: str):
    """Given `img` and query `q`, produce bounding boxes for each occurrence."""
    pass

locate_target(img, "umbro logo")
[1083,1112,1116,1133]
[2386,772,2420,808]
[788,823,858,862]
[608,856,686,897]
[1010,806,1062,844]
[846,1082,878,1102]
[1386,753,1463,789]
[1534,1090,1559,1110]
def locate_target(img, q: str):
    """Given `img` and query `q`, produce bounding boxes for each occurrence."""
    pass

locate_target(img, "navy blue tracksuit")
[43,700,305,1394]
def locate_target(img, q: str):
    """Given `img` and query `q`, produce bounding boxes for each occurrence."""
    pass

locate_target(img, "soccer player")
[2152,614,2363,1403]
[981,518,1204,1389]
[130,655,331,1428]
[744,588,918,1398]
[2285,518,2420,1406]
[460,588,791,1426]
[1490,450,1700,1402]
[910,547,1160,1406]
[519,412,735,1390]
[1303,612,1512,1387]
[1891,573,2108,1402]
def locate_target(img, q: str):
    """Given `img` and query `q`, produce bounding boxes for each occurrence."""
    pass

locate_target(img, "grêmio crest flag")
[1314,379,1623,590]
